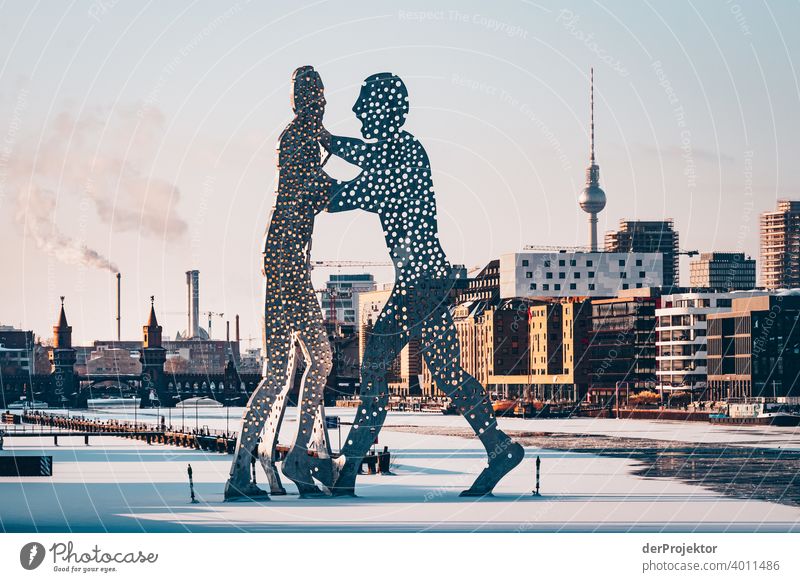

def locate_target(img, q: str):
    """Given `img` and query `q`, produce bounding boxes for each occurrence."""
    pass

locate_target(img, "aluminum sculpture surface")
[226,69,523,501]
[325,73,524,496]
[225,66,334,500]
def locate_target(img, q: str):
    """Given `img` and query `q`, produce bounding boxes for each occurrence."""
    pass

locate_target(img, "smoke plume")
[16,185,118,272]
[11,105,187,271]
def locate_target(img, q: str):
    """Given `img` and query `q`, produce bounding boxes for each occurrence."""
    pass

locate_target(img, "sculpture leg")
[282,326,333,496]
[257,342,301,495]
[420,306,524,497]
[225,327,293,500]
[331,298,406,496]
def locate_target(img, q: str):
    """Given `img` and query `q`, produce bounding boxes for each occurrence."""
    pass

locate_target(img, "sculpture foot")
[298,489,328,499]
[224,479,270,501]
[282,449,326,497]
[460,439,524,497]
[458,490,495,498]
[309,455,334,489]
[330,455,358,497]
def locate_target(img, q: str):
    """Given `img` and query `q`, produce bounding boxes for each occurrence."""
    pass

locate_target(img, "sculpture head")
[291,65,326,128]
[353,72,409,140]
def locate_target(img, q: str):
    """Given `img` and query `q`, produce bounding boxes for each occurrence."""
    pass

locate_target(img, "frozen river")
[2,407,799,532]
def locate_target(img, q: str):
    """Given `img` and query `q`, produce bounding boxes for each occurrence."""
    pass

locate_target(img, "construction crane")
[310,260,392,270]
[315,287,352,334]
[205,311,224,339]
[524,244,701,259]
[524,244,592,253]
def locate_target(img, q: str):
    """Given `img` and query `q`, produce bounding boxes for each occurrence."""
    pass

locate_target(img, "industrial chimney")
[235,314,240,344]
[185,270,200,339]
[116,272,121,342]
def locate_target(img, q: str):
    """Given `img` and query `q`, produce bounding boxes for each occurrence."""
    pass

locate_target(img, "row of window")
[529,282,645,291]
[525,270,648,280]
[521,258,645,268]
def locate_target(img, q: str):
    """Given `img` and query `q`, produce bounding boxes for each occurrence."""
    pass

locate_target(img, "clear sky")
[1,0,798,345]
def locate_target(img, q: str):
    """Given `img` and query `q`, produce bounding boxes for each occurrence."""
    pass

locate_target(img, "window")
[620,272,627,279]
[636,283,642,288]
[554,284,561,290]
[586,259,593,267]
[522,259,529,267]
[558,260,566,267]
[622,283,629,290]
[588,271,595,278]
[529,283,537,290]
[588,283,596,291]
[570,283,577,290]
[569,259,576,267]
[546,272,553,279]
[574,272,581,279]
[542,284,549,291]
[525,271,532,279]
[639,271,646,278]
[544,260,551,267]
[636,259,642,266]
[559,272,566,279]
[619,259,626,267]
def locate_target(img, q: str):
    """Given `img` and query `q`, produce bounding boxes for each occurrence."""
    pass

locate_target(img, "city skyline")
[1,1,798,343]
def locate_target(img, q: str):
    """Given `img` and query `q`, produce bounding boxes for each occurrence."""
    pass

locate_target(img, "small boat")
[492,399,517,416]
[440,403,458,415]
[87,396,141,410]
[7,400,50,410]
[175,397,223,408]
[710,400,800,427]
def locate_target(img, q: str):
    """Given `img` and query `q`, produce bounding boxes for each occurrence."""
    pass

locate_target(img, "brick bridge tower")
[50,296,77,406]
[140,296,168,407]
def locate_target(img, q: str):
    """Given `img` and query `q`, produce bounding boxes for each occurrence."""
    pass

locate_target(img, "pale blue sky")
[1,0,798,344]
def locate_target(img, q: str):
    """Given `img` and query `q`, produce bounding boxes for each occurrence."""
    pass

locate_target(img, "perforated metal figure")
[326,73,524,497]
[225,66,334,500]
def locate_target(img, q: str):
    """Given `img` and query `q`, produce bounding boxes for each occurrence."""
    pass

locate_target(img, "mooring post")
[188,463,198,503]
[533,455,541,496]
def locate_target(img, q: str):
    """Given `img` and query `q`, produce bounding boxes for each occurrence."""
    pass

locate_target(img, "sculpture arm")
[327,134,368,166]
[327,171,378,213]
[307,168,334,214]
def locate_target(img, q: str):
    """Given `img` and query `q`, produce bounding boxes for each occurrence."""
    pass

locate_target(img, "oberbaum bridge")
[1,298,262,410]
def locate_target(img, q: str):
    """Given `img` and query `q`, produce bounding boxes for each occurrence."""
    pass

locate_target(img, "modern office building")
[760,199,800,289]
[500,251,663,299]
[605,219,680,287]
[689,252,756,290]
[0,326,35,376]
[429,298,532,399]
[528,299,592,402]
[321,273,377,327]
[655,290,767,399]
[587,292,659,403]
[707,294,800,400]
[455,260,500,304]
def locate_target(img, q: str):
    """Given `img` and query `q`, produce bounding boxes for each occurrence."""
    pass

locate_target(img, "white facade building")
[321,273,377,325]
[655,290,767,396]
[500,251,663,299]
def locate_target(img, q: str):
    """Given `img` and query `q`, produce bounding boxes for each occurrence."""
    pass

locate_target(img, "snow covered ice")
[2,408,799,532]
